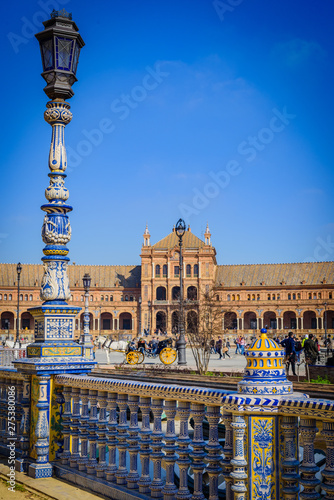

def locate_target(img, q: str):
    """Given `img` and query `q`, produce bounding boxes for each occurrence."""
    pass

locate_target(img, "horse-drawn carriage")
[126,338,177,365]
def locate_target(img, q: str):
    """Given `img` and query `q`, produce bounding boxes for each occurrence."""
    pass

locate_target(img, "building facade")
[1,224,333,340]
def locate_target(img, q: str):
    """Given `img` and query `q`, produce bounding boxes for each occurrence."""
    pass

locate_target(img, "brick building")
[1,224,333,340]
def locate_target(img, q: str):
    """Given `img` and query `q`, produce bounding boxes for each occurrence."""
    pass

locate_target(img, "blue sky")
[1,0,333,266]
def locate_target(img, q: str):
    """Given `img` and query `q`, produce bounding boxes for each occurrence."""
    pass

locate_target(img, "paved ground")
[94,347,307,376]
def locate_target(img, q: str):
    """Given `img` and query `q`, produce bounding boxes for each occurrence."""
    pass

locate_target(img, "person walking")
[325,335,333,357]
[239,336,246,355]
[222,339,230,358]
[216,337,222,359]
[303,334,318,365]
[281,331,297,376]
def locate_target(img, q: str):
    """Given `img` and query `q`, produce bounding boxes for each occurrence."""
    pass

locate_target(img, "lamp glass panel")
[41,39,54,71]
[72,43,80,75]
[55,37,74,71]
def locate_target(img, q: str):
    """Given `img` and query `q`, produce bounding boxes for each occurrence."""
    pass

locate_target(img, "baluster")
[162,399,178,500]
[116,393,129,485]
[281,416,300,500]
[150,398,165,498]
[69,388,81,468]
[60,386,72,465]
[78,389,89,471]
[138,396,152,494]
[221,411,234,500]
[96,390,108,478]
[176,401,191,500]
[86,390,98,475]
[300,419,320,499]
[106,392,118,482]
[231,414,247,500]
[190,403,206,500]
[53,385,64,460]
[206,405,223,500]
[127,395,140,489]
[321,422,334,500]
[16,376,30,472]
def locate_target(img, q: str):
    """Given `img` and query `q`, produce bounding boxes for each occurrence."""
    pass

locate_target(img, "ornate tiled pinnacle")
[40,99,73,303]
[238,328,293,396]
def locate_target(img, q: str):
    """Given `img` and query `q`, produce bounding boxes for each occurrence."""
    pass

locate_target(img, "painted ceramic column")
[29,376,52,478]
[162,399,178,499]
[69,387,81,468]
[299,419,320,499]
[96,391,108,478]
[190,402,206,500]
[222,411,234,500]
[116,393,129,485]
[206,405,223,500]
[281,416,300,500]
[231,414,247,500]
[127,395,140,490]
[138,396,152,494]
[150,398,164,498]
[78,388,89,472]
[105,392,118,482]
[86,390,98,474]
[176,401,192,500]
[321,422,334,500]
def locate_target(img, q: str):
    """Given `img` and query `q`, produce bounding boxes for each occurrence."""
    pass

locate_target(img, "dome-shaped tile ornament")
[238,329,293,395]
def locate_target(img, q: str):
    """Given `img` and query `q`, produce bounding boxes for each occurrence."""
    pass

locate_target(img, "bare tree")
[185,287,224,375]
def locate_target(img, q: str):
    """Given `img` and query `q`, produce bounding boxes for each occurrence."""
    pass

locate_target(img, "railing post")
[127,394,140,490]
[176,400,191,500]
[78,388,89,471]
[106,392,118,482]
[222,410,234,500]
[162,399,178,500]
[138,396,152,494]
[28,376,53,478]
[60,386,72,465]
[69,388,81,469]
[190,402,206,500]
[16,375,31,472]
[231,414,247,500]
[86,390,98,475]
[96,390,108,478]
[150,398,165,498]
[206,405,223,500]
[116,393,129,485]
[280,416,300,500]
[299,418,320,499]
[321,421,334,500]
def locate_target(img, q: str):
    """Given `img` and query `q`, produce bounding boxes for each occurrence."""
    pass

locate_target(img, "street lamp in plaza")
[323,302,328,341]
[138,296,142,335]
[148,300,152,334]
[175,218,187,365]
[14,263,22,348]
[82,273,93,359]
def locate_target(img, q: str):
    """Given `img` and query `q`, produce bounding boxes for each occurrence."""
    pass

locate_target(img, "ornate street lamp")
[175,218,187,365]
[148,300,152,334]
[138,296,142,335]
[82,273,94,359]
[14,263,22,348]
[323,302,328,342]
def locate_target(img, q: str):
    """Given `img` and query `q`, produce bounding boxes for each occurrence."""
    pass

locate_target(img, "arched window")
[308,293,312,299]
[24,294,28,301]
[252,294,255,301]
[155,264,161,277]
[9,294,12,300]
[29,294,33,301]
[216,294,219,301]
[130,296,134,301]
[267,294,271,300]
[292,293,296,300]
[318,292,321,299]
[105,296,109,301]
[101,295,104,301]
[247,294,250,301]
[329,292,333,299]
[193,264,199,277]
[186,264,191,277]
[19,294,23,301]
[227,294,231,301]
[187,286,197,301]
[237,294,240,301]
[70,295,73,301]
[163,264,167,277]
[297,293,300,300]
[257,294,260,300]
[0,294,2,300]
[174,266,180,277]
[125,295,129,301]
[313,293,316,299]
[288,294,291,300]
[156,286,167,301]
[277,294,280,300]
[110,295,113,301]
[90,295,93,301]
[272,294,275,300]
[232,294,235,301]
[4,294,7,300]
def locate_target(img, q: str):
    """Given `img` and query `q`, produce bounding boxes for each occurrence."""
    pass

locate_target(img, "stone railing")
[0,348,27,367]
[1,369,334,499]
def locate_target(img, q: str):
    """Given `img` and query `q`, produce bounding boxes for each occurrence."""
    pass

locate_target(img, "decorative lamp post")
[175,218,187,365]
[148,300,151,334]
[138,296,142,335]
[15,263,22,348]
[323,302,328,342]
[82,273,94,359]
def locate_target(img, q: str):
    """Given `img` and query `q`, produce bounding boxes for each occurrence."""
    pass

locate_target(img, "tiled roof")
[153,231,206,250]
[0,264,141,289]
[215,262,334,287]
